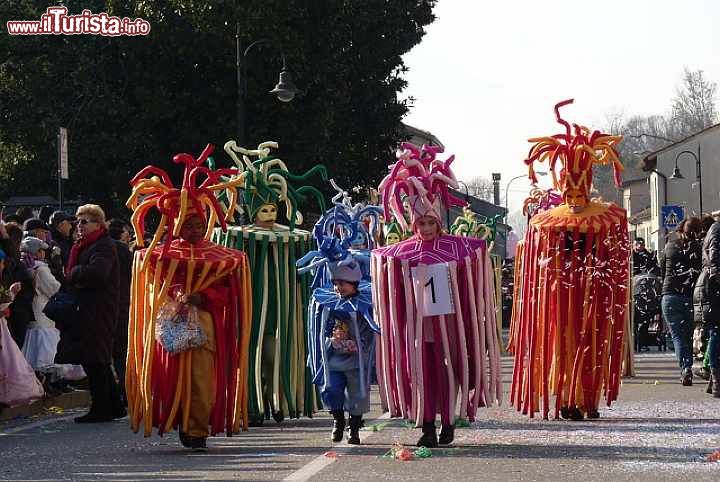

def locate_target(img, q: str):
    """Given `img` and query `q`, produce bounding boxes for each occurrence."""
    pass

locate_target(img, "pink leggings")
[422,341,452,425]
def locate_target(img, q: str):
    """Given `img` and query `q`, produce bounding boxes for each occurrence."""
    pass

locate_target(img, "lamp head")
[270,70,298,103]
[670,166,685,181]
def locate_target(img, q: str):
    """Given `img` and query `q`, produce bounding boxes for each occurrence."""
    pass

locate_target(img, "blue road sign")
[661,205,684,229]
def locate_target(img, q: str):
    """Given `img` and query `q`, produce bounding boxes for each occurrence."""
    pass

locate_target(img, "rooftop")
[640,122,720,171]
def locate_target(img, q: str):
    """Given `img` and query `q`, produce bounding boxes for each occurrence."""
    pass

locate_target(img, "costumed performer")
[311,179,383,287]
[450,208,505,354]
[297,234,379,444]
[383,219,405,246]
[510,99,630,421]
[506,187,562,354]
[125,144,252,451]
[372,142,502,448]
[215,140,327,425]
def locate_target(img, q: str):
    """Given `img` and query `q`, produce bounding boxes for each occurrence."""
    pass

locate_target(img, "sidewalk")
[0,389,89,423]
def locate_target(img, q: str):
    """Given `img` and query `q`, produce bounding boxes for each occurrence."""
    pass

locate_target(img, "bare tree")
[595,69,718,203]
[669,68,717,139]
[506,209,528,239]
[462,175,494,202]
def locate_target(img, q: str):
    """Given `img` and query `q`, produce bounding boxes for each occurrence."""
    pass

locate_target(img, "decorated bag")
[154,299,206,354]
[330,320,358,354]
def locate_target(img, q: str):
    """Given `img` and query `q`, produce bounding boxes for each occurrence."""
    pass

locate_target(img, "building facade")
[640,123,720,252]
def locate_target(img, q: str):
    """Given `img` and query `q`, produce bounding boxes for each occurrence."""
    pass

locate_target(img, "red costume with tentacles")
[125,145,253,439]
[510,100,630,420]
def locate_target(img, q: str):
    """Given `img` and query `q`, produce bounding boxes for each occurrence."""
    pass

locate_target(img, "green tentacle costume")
[450,208,504,351]
[212,141,327,422]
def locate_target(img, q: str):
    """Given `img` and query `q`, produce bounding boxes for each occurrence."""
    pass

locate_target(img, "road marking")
[0,413,77,436]
[283,412,391,482]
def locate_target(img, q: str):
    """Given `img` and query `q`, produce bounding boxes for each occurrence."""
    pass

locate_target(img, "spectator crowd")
[633,212,720,397]
[0,204,132,423]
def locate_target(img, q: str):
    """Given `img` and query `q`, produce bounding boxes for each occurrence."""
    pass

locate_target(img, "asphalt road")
[1,353,719,481]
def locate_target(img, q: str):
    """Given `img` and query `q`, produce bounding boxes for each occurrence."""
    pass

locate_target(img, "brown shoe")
[681,372,693,386]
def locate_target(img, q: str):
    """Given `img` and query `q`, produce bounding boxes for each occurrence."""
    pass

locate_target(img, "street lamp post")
[504,171,547,220]
[456,180,471,202]
[669,144,702,214]
[235,22,299,146]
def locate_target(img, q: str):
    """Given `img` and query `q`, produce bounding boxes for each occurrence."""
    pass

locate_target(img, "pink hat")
[378,142,466,232]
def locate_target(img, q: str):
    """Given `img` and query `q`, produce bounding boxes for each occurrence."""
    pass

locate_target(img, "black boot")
[331,410,345,442]
[179,432,207,452]
[75,364,113,423]
[347,415,362,445]
[586,409,600,419]
[711,368,720,398]
[438,424,454,445]
[416,421,438,448]
[559,405,584,421]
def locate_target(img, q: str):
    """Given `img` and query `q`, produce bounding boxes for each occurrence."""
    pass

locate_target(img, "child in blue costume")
[298,240,378,444]
[310,180,382,289]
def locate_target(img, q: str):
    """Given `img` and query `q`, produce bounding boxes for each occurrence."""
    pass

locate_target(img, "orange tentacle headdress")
[126,144,244,269]
[524,99,624,200]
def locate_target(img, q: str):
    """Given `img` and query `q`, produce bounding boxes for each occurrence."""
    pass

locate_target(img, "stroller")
[632,273,667,351]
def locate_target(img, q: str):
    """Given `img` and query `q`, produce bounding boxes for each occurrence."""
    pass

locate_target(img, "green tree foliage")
[0,0,436,216]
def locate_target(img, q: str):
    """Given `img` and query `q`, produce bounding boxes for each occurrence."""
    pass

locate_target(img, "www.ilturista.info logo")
[6,7,150,36]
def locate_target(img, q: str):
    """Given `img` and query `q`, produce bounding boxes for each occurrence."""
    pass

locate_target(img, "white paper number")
[411,263,454,316]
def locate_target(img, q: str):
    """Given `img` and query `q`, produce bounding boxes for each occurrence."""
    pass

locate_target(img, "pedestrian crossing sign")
[661,205,684,229]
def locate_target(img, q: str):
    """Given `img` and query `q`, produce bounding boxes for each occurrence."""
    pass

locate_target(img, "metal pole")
[236,21,244,146]
[57,131,63,210]
[697,144,703,214]
[504,175,524,221]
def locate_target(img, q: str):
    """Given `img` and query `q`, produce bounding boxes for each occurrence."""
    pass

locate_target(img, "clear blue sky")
[402,0,720,216]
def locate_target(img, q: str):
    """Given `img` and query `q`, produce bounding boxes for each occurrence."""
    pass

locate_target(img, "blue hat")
[328,258,362,283]
[296,228,364,283]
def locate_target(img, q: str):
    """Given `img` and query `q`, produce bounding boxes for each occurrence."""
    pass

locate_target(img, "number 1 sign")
[411,263,454,316]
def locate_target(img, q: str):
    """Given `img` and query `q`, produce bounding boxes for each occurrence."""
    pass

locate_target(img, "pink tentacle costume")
[371,143,502,431]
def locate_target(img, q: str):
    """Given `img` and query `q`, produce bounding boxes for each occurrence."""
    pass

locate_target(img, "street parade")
[2,2,720,481]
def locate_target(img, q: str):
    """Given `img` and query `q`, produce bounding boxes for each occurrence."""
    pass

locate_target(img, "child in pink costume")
[371,143,502,447]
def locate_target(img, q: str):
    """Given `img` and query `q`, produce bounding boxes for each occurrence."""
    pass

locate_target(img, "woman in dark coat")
[660,216,703,386]
[55,204,124,423]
